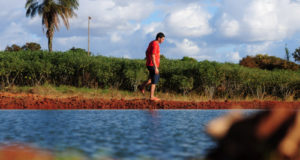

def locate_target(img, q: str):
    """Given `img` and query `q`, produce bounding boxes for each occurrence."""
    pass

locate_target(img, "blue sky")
[1,0,300,63]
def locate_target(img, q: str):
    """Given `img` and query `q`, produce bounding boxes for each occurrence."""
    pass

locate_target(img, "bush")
[22,42,41,51]
[5,44,22,52]
[69,47,89,56]
[0,51,299,99]
[293,47,300,62]
[5,42,42,52]
[170,75,193,95]
[181,56,197,63]
[240,54,299,71]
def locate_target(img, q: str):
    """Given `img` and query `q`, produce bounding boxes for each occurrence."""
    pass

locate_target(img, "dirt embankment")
[0,92,300,109]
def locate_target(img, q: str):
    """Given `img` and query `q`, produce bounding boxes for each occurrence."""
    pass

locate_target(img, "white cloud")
[243,0,285,41]
[168,38,200,56]
[165,38,219,61]
[218,13,240,37]
[0,22,41,50]
[122,54,131,59]
[110,33,122,43]
[56,36,86,46]
[27,16,40,26]
[231,42,274,58]
[164,4,213,37]
[1,0,300,63]
[244,42,273,55]
[217,0,300,42]
[226,51,241,63]
[143,22,162,35]
[70,0,155,33]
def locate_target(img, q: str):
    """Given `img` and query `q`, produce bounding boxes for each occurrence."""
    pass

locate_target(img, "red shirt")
[146,40,160,67]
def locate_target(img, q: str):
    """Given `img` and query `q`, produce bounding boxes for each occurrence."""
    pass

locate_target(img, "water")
[0,110,257,159]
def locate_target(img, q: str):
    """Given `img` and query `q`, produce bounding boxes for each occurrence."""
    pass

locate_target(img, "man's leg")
[150,84,156,98]
[139,79,151,94]
[150,73,160,101]
[150,84,160,101]
[144,79,152,87]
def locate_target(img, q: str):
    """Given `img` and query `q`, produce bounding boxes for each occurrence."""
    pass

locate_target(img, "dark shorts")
[147,66,160,84]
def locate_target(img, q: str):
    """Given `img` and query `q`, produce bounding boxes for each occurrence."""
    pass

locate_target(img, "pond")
[0,110,258,160]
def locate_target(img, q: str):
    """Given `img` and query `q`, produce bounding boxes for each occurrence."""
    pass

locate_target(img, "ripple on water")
[0,109,258,159]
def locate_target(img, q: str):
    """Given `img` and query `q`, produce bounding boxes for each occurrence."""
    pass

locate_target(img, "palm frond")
[25,0,79,51]
[25,0,35,8]
[25,0,39,17]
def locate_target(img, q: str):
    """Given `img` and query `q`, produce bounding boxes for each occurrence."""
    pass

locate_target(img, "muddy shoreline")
[0,92,299,109]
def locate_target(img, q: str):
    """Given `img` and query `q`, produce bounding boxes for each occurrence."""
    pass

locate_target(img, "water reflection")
[0,110,239,159]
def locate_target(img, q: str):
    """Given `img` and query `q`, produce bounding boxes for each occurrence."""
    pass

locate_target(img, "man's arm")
[152,54,159,74]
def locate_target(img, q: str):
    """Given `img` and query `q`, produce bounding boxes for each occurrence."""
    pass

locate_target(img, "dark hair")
[156,32,165,40]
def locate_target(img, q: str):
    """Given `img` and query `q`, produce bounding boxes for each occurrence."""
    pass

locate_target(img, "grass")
[1,84,205,101]
[0,84,297,102]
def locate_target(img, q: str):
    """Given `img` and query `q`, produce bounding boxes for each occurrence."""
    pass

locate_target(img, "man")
[139,32,165,101]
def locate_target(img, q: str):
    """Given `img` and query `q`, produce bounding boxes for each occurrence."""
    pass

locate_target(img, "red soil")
[0,92,300,110]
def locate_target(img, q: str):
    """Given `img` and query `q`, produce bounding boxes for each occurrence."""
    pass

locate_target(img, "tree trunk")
[47,27,54,52]
[48,36,53,52]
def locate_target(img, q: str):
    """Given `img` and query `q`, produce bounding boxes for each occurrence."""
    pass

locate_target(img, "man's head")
[156,32,165,44]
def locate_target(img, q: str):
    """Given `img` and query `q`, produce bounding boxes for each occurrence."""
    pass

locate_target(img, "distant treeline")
[0,51,300,99]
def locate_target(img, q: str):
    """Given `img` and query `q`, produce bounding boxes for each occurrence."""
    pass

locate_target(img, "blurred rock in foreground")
[206,108,300,160]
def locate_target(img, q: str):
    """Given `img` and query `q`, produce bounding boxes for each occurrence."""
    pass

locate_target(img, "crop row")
[0,51,299,99]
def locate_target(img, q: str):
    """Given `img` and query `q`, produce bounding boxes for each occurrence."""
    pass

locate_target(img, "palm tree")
[25,0,79,52]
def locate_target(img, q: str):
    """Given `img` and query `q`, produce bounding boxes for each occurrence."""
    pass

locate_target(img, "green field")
[0,50,299,100]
